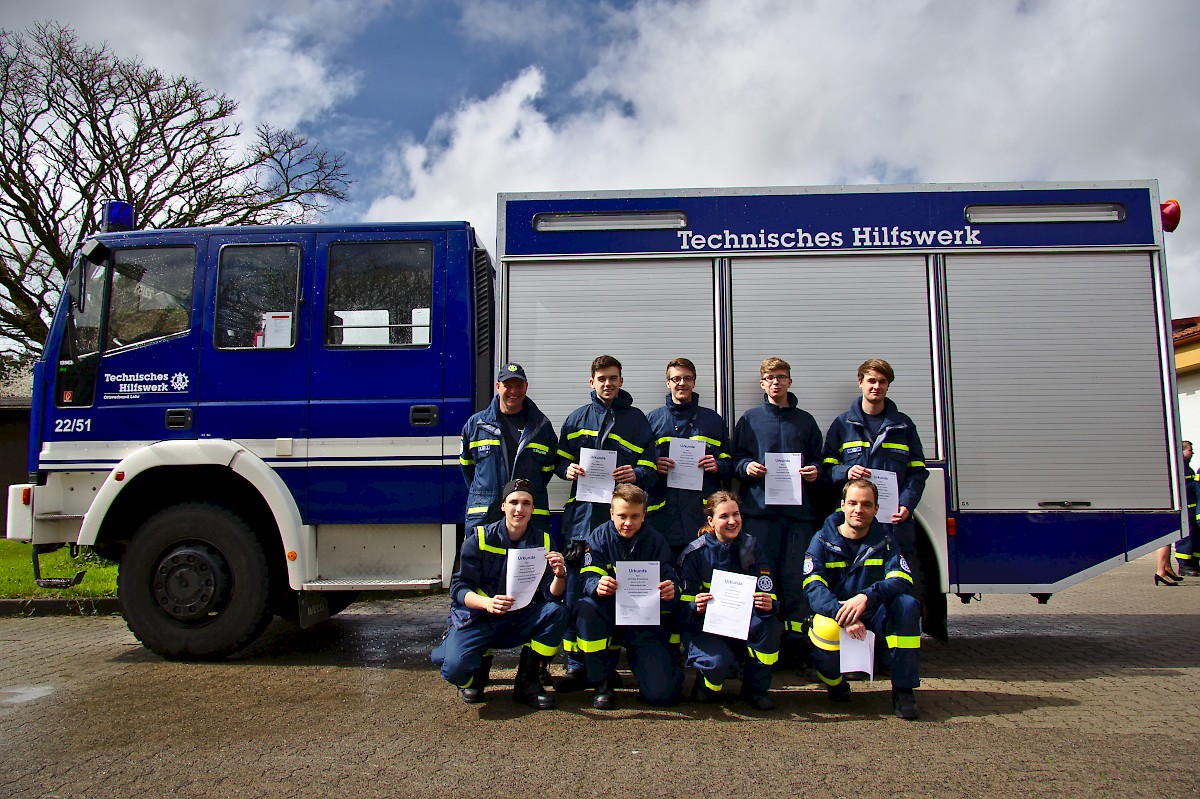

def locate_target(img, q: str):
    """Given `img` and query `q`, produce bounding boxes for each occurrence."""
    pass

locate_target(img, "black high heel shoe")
[1155,573,1180,586]
[1165,568,1183,581]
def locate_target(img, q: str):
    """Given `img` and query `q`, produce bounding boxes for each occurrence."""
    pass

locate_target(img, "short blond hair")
[759,357,790,378]
[857,358,894,383]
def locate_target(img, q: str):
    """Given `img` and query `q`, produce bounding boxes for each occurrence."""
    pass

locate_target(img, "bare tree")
[0,22,351,355]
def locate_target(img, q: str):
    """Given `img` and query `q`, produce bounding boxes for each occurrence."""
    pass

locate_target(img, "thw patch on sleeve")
[756,574,774,593]
[583,551,593,567]
[899,554,911,572]
[803,555,814,575]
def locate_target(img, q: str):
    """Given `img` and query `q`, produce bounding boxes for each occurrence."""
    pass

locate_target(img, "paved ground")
[1,553,1197,799]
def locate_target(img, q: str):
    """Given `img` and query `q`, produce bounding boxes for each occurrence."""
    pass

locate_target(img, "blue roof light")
[101,200,136,232]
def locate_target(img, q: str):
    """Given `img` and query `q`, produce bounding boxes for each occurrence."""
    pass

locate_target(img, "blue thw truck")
[6,180,1186,659]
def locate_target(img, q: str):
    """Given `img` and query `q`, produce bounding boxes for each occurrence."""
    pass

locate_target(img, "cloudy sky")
[4,0,1199,314]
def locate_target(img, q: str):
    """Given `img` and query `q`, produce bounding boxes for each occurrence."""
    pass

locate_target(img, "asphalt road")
[1,553,1197,799]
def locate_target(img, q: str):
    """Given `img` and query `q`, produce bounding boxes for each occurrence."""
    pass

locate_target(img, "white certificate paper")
[701,569,756,641]
[764,452,803,506]
[505,547,547,611]
[666,438,705,491]
[868,469,900,521]
[839,628,876,682]
[576,448,617,503]
[615,561,660,626]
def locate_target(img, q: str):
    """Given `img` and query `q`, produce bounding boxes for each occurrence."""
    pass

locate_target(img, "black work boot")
[553,668,590,693]
[459,654,493,704]
[827,680,851,703]
[739,687,774,711]
[893,688,919,720]
[592,677,616,710]
[513,648,555,710]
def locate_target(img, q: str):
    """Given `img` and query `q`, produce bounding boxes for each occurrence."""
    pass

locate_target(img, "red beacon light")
[1161,199,1181,233]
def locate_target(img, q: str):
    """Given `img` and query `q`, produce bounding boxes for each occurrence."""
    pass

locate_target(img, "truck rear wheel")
[118,503,273,660]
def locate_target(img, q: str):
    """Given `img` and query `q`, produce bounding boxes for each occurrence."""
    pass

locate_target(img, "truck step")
[302,578,440,591]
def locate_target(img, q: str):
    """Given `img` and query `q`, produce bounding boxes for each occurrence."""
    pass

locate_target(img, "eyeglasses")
[761,374,791,383]
[667,375,696,385]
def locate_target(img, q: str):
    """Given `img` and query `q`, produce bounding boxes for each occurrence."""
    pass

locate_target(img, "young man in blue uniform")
[458,362,559,689]
[821,359,927,558]
[803,478,921,720]
[555,354,658,690]
[679,490,781,710]
[647,357,734,559]
[431,480,568,709]
[573,484,683,709]
[459,362,558,536]
[1174,440,1199,577]
[731,357,823,641]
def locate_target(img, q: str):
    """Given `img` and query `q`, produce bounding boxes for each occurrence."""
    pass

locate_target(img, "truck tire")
[118,503,273,660]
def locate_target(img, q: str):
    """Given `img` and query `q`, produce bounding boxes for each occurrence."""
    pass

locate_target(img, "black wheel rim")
[151,542,230,623]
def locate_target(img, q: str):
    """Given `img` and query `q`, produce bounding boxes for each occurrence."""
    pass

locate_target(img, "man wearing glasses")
[732,357,824,655]
[647,357,734,559]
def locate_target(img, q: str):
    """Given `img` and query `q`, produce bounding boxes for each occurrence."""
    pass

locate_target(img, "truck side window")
[107,247,196,350]
[326,241,433,347]
[215,244,301,349]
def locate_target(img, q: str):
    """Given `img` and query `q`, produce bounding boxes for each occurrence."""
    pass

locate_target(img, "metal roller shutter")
[945,252,1170,511]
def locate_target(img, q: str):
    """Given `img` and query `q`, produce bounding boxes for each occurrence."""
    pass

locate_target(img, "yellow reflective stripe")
[567,429,598,441]
[470,439,500,448]
[765,592,777,601]
[802,574,828,589]
[808,628,840,652]
[701,581,711,589]
[817,672,844,686]
[467,506,489,515]
[669,633,681,645]
[886,634,921,649]
[881,442,909,452]
[543,532,552,550]
[561,639,578,653]
[747,647,778,665]
[575,636,609,653]
[908,460,925,467]
[528,639,559,657]
[525,442,550,454]
[785,620,805,632]
[702,675,722,691]
[637,459,657,470]
[608,433,644,454]
[681,594,696,603]
[557,449,576,461]
[823,457,839,465]
[458,674,475,689]
[656,436,673,446]
[459,457,474,466]
[477,527,505,555]
[533,509,550,516]
[864,558,883,566]
[824,561,847,568]
[564,496,575,504]
[581,565,609,577]
[840,440,871,451]
[718,453,732,459]
[886,570,914,583]
[472,587,491,598]
[542,464,555,472]
[690,435,720,447]
[648,500,667,513]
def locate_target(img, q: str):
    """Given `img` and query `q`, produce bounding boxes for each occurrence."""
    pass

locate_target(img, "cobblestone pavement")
[1,554,1197,799]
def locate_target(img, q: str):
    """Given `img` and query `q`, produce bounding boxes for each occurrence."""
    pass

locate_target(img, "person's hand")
[613,465,636,483]
[847,465,871,480]
[799,464,818,483]
[694,592,713,613]
[566,463,585,481]
[656,456,675,474]
[753,592,773,611]
[658,580,676,601]
[746,461,768,478]
[893,506,911,523]
[835,593,868,627]
[698,454,718,474]
[489,595,515,614]
[546,551,566,578]
[845,620,867,640]
[597,576,618,597]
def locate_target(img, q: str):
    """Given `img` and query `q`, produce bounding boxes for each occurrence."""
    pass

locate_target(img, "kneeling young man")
[432,480,568,709]
[574,484,683,709]
[803,478,922,720]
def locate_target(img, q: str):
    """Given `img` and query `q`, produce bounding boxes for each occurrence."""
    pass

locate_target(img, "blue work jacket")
[677,531,778,629]
[447,519,559,630]
[802,511,913,619]
[822,397,928,513]
[459,395,557,528]
[579,519,680,616]
[732,393,824,520]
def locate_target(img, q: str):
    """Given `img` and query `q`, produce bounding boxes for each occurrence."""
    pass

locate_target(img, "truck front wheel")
[118,503,273,660]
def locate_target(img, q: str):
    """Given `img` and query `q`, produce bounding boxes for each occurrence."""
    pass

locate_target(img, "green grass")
[0,539,118,599]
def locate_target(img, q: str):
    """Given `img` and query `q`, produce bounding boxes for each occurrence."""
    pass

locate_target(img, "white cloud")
[369,0,1200,314]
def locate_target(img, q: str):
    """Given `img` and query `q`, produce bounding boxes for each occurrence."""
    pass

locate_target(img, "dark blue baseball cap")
[496,362,528,382]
